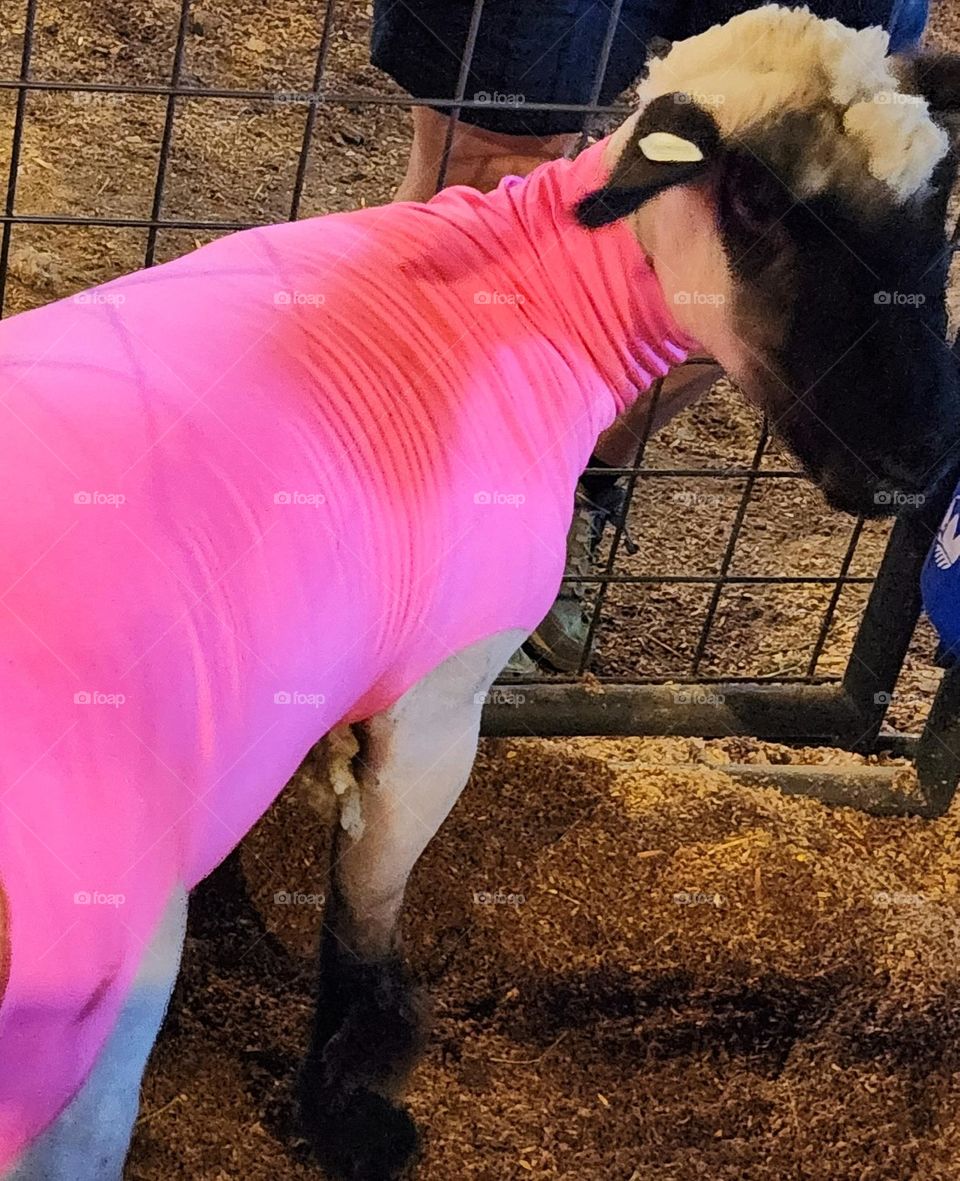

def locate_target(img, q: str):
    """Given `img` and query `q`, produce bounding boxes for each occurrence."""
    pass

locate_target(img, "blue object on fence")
[922,481,960,666]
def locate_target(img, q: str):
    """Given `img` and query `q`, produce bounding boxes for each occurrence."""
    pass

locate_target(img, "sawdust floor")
[130,736,960,1180]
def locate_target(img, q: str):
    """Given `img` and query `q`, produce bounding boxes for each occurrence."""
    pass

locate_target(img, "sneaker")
[525,478,635,673]
[498,645,541,679]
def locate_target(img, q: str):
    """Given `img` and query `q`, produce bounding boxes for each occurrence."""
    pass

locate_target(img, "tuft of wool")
[844,93,951,200]
[296,724,366,839]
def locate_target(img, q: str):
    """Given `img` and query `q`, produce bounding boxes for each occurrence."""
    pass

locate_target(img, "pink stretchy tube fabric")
[0,138,697,1164]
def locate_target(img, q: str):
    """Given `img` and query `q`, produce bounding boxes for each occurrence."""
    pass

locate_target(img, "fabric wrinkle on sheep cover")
[0,137,698,1165]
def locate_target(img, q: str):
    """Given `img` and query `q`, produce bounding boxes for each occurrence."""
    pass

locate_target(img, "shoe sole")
[525,629,591,674]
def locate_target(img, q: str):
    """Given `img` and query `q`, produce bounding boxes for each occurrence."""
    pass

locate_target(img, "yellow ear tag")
[638,131,704,163]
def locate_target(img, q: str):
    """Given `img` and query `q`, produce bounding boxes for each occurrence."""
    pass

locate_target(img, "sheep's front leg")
[5,886,186,1181]
[297,628,527,1181]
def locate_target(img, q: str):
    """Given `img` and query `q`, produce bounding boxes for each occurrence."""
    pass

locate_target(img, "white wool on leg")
[334,628,529,958]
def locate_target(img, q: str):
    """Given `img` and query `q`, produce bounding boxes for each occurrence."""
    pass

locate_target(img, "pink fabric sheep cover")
[0,138,697,1165]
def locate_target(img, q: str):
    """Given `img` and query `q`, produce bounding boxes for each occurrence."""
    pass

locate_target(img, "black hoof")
[299,1088,420,1181]
[304,947,427,1097]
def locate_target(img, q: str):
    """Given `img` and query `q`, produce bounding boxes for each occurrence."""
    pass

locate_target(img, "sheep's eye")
[730,191,771,238]
[716,155,793,265]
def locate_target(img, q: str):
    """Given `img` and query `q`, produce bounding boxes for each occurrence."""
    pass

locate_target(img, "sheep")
[0,6,957,1180]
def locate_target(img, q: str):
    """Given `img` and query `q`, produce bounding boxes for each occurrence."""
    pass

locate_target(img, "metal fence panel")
[2,0,959,812]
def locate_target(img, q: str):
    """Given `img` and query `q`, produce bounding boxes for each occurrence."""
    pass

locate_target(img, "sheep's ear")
[894,51,960,114]
[576,94,721,228]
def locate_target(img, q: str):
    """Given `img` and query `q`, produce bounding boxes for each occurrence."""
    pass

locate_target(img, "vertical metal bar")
[143,0,193,267]
[433,0,485,194]
[690,422,769,675]
[0,0,39,318]
[804,517,865,677]
[288,0,338,222]
[840,480,956,744]
[913,663,960,817]
[572,0,624,156]
[575,377,665,676]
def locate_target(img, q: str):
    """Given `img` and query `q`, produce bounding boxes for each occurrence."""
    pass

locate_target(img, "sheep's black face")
[574,6,960,521]
[718,150,960,520]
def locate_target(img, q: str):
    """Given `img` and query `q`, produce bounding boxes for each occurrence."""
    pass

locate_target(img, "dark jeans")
[371,0,930,136]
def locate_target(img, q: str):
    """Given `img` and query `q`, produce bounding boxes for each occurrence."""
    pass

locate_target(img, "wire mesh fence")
[1,0,959,779]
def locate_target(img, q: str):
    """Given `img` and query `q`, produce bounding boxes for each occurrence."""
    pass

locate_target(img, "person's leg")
[526,359,723,672]
[886,0,929,53]
[374,0,680,202]
[393,107,577,202]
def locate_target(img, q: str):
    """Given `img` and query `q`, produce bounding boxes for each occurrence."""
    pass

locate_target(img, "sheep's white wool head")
[577,4,960,520]
[635,5,948,202]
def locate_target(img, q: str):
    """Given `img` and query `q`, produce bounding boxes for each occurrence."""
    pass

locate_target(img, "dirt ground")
[121,734,960,1181]
[3,0,960,1178]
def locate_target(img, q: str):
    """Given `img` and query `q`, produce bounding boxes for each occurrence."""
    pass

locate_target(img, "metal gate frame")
[485,464,960,817]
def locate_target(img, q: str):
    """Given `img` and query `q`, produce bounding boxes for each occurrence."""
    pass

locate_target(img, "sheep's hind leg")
[297,629,527,1181]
